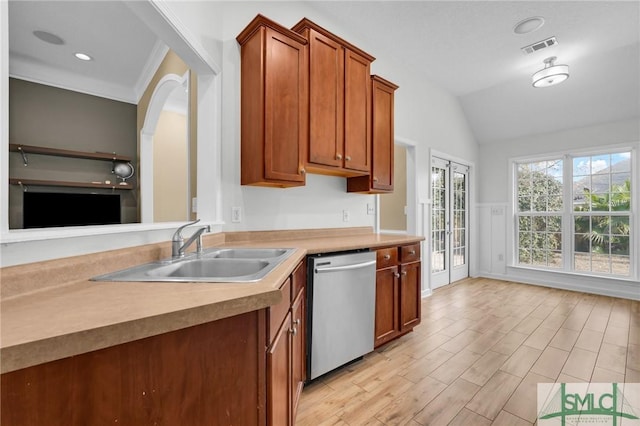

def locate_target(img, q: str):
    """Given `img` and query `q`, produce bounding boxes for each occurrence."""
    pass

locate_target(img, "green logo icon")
[538,383,639,426]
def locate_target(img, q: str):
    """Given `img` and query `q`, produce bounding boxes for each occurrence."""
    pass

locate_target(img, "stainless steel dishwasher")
[307,250,377,380]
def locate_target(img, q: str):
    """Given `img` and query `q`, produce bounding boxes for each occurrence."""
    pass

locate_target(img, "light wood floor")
[296,277,640,425]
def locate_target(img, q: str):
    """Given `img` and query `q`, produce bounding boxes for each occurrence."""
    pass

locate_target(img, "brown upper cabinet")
[237,15,309,187]
[292,18,375,177]
[347,75,399,193]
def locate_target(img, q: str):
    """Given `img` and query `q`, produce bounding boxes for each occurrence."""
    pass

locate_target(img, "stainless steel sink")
[92,248,295,283]
[147,258,270,279]
[208,248,288,259]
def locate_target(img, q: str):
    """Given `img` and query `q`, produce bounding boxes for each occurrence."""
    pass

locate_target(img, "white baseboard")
[477,271,640,301]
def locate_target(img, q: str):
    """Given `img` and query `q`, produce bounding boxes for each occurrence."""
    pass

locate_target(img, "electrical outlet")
[342,209,350,222]
[231,206,242,223]
[367,203,375,215]
[191,197,198,213]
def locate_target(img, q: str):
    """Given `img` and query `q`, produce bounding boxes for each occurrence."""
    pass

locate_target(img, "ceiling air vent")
[521,36,558,55]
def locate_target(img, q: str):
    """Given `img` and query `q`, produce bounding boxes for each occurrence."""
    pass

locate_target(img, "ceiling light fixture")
[532,56,569,88]
[513,16,545,35]
[74,52,92,61]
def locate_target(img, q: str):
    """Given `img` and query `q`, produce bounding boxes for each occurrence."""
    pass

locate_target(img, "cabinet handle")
[345,156,351,161]
[290,326,298,336]
[293,319,301,326]
[384,254,391,260]
[299,167,306,174]
[409,250,416,255]
[394,272,400,278]
[336,154,343,160]
[373,177,379,182]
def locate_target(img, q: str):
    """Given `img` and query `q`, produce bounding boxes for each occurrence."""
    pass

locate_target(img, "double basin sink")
[92,248,295,283]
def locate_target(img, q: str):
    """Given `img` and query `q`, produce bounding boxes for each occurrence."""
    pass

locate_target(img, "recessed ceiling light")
[513,16,545,35]
[33,30,64,45]
[74,52,93,61]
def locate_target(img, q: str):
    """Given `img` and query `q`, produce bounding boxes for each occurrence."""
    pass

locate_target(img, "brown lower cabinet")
[1,310,267,426]
[266,260,306,425]
[1,260,307,426]
[374,244,422,348]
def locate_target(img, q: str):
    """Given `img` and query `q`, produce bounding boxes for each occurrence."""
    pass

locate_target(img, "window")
[515,150,633,277]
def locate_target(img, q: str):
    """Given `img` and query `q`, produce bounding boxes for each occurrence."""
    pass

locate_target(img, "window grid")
[515,151,633,277]
[452,171,466,267]
[516,159,564,269]
[571,152,631,276]
[431,167,446,273]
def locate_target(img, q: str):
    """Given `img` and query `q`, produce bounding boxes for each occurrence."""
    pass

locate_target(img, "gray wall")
[8,78,138,228]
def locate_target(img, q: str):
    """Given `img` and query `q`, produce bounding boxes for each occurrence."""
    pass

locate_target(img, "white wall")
[177,1,479,297]
[476,118,640,299]
[478,118,640,203]
[1,1,478,270]
[212,1,478,234]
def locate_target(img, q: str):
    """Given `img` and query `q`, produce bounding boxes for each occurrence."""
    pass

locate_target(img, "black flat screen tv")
[23,192,121,228]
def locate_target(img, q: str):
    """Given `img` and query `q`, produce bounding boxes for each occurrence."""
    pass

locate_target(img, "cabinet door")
[1,311,267,426]
[267,311,292,426]
[344,49,371,173]
[264,28,307,184]
[370,76,396,191]
[374,266,399,348]
[400,262,421,332]
[308,29,344,168]
[290,289,305,422]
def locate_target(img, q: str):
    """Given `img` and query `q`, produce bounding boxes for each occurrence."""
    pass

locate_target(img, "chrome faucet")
[171,219,211,259]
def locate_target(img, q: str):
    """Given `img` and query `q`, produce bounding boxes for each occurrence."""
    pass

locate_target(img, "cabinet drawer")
[400,244,420,263]
[376,247,398,269]
[268,277,292,345]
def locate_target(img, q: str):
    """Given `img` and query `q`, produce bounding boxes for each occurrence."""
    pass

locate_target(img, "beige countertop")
[0,227,423,373]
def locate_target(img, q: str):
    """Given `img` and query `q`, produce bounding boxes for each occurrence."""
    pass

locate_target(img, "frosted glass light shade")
[532,63,569,88]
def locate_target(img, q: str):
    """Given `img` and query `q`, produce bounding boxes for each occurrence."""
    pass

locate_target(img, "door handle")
[314,260,376,273]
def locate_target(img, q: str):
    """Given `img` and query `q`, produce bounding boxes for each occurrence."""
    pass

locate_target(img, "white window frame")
[510,144,638,282]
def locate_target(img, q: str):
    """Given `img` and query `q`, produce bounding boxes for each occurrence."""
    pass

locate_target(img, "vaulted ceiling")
[8,1,640,144]
[307,1,640,144]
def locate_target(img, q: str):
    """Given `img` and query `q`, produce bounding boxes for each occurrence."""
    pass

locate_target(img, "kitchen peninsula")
[1,227,423,425]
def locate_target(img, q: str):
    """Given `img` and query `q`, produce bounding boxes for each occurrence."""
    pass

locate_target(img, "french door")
[431,158,469,289]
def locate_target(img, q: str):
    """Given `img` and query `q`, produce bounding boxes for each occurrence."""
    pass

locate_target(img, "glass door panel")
[431,158,469,289]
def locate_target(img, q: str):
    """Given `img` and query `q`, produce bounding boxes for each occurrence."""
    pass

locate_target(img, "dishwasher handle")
[314,259,376,274]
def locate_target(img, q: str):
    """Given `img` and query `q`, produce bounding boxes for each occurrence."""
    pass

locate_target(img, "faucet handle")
[172,219,200,241]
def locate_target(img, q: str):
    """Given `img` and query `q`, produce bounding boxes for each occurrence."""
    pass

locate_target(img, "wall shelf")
[10,178,133,191]
[9,144,132,162]
[9,143,134,191]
